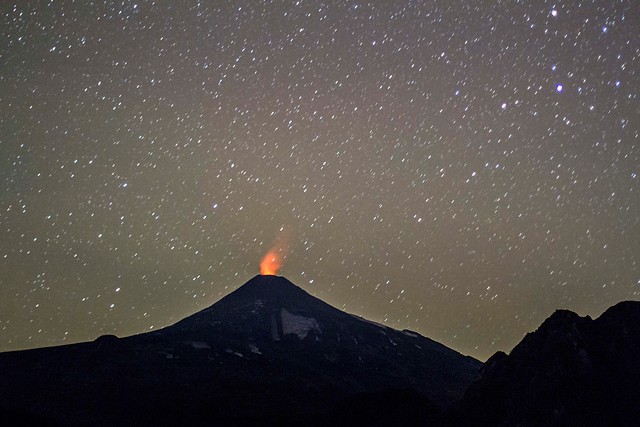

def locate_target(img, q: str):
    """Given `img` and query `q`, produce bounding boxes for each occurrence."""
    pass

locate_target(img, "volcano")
[0,275,480,426]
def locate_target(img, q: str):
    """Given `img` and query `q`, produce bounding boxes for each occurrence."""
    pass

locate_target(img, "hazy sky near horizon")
[1,1,638,360]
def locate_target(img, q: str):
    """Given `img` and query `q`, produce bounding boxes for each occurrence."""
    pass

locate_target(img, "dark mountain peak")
[236,274,299,292]
[197,274,330,314]
[456,300,640,426]
[535,308,591,334]
[507,309,592,361]
[219,274,316,305]
[545,308,582,323]
[598,300,640,323]
[168,275,346,339]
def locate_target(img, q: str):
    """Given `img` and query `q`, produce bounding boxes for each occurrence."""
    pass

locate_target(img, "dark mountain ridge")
[452,300,640,427]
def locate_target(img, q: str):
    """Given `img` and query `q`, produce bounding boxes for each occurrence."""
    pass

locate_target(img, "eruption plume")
[260,249,282,275]
[259,230,291,276]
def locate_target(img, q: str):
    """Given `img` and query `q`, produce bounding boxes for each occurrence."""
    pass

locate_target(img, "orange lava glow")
[260,249,283,275]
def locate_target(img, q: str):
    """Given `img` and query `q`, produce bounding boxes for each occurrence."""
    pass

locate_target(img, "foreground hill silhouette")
[0,275,480,426]
[451,300,640,427]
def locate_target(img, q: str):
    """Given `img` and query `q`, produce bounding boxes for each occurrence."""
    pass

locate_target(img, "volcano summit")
[0,275,480,426]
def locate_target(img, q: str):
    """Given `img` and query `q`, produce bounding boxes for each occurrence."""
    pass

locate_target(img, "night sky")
[1,1,638,361]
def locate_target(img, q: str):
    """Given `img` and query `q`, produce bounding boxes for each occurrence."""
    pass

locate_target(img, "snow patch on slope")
[281,308,322,339]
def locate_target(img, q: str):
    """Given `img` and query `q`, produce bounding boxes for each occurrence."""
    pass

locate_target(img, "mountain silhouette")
[0,275,480,426]
[451,300,640,427]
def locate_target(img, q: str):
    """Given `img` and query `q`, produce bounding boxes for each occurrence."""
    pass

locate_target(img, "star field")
[1,1,638,360]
